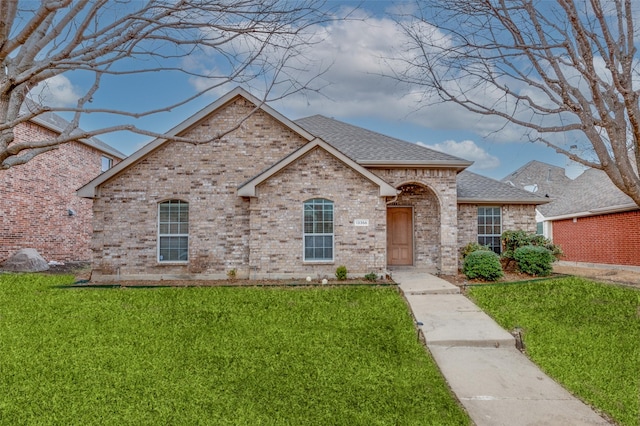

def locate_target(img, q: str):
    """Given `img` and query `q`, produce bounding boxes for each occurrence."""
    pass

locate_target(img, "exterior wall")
[249,147,386,279]
[552,210,640,266]
[0,121,114,262]
[370,168,458,274]
[457,203,538,264]
[91,97,311,281]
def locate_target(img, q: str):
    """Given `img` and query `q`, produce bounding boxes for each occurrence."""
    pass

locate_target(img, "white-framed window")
[303,198,334,262]
[101,156,113,172]
[478,206,502,254]
[158,200,189,262]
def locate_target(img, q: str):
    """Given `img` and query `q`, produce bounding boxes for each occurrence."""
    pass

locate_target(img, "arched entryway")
[387,183,441,270]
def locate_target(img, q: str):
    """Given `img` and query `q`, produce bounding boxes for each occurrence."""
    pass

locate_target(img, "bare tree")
[393,0,640,206]
[0,0,335,168]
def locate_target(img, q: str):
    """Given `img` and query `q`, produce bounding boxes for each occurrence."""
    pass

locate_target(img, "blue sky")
[36,1,585,180]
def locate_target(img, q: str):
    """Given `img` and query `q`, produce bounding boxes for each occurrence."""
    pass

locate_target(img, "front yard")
[468,277,640,426]
[0,274,469,425]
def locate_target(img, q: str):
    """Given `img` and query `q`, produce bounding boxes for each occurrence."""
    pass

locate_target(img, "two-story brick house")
[79,87,547,281]
[0,111,125,263]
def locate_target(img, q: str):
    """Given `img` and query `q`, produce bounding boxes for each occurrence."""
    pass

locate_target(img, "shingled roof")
[20,104,125,159]
[501,160,571,199]
[295,115,472,168]
[458,170,550,204]
[540,168,636,218]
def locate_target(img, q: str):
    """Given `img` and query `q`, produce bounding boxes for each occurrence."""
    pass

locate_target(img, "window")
[158,200,189,262]
[101,156,113,172]
[478,206,502,254]
[303,198,334,261]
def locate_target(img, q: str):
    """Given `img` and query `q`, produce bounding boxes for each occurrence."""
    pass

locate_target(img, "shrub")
[364,272,378,282]
[335,265,348,280]
[514,245,554,276]
[463,250,504,281]
[460,242,491,259]
[501,230,563,263]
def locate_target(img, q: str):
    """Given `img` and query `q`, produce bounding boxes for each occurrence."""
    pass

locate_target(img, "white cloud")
[28,74,81,107]
[419,139,500,170]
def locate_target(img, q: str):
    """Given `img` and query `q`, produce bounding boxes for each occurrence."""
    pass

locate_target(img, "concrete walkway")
[392,269,611,426]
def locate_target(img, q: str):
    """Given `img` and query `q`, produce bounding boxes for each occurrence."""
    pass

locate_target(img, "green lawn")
[0,274,469,425]
[468,277,640,426]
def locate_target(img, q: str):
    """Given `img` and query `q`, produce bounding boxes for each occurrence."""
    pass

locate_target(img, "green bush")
[514,245,554,276]
[501,230,562,262]
[460,242,491,259]
[364,272,378,282]
[335,265,348,280]
[463,250,504,281]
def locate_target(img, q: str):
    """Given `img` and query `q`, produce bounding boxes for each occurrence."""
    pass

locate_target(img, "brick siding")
[370,168,458,274]
[91,97,311,280]
[457,203,537,266]
[0,121,115,262]
[552,210,640,266]
[89,94,539,280]
[250,147,386,279]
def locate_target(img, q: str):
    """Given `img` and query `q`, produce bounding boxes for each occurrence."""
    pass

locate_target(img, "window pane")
[303,201,334,261]
[477,206,502,254]
[158,200,189,262]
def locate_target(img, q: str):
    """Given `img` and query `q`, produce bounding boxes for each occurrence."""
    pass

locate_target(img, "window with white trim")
[158,200,189,262]
[477,206,502,254]
[303,198,334,262]
[101,156,113,172]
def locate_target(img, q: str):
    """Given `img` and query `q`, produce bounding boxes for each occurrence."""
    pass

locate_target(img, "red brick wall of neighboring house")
[552,210,640,266]
[0,121,116,262]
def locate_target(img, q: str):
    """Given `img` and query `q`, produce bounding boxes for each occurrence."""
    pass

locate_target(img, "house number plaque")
[354,219,369,226]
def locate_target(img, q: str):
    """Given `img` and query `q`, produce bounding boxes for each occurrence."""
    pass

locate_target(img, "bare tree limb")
[0,0,338,169]
[392,0,640,206]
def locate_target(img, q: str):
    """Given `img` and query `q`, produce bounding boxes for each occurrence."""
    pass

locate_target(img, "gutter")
[543,203,638,221]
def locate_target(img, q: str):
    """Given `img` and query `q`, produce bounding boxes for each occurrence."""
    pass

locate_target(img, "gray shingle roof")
[458,170,550,204]
[539,168,635,217]
[501,160,571,199]
[20,104,125,159]
[294,115,471,167]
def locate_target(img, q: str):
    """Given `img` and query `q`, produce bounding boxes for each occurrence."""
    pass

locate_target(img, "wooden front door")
[387,207,413,266]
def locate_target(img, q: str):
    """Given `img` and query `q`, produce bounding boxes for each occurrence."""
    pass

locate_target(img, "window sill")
[303,261,335,265]
[157,261,189,265]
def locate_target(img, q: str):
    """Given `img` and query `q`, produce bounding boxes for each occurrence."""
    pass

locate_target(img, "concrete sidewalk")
[392,269,610,426]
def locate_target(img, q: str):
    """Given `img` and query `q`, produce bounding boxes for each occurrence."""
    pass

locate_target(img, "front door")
[387,207,413,266]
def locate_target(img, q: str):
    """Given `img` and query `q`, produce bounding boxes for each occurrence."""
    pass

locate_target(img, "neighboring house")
[78,87,547,281]
[538,168,640,267]
[501,160,571,234]
[0,111,125,263]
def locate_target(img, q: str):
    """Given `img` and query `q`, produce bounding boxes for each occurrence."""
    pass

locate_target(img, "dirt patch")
[75,277,395,288]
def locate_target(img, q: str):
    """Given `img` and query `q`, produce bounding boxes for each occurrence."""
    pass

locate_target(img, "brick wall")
[457,203,537,262]
[91,97,311,280]
[249,147,387,279]
[0,121,112,262]
[552,210,640,266]
[370,168,458,274]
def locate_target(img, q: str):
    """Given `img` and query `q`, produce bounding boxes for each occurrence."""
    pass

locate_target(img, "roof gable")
[78,87,314,198]
[238,139,398,197]
[19,105,125,159]
[501,160,570,199]
[294,115,472,169]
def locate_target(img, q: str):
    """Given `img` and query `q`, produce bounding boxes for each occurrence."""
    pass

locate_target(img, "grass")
[0,274,470,425]
[467,276,640,426]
